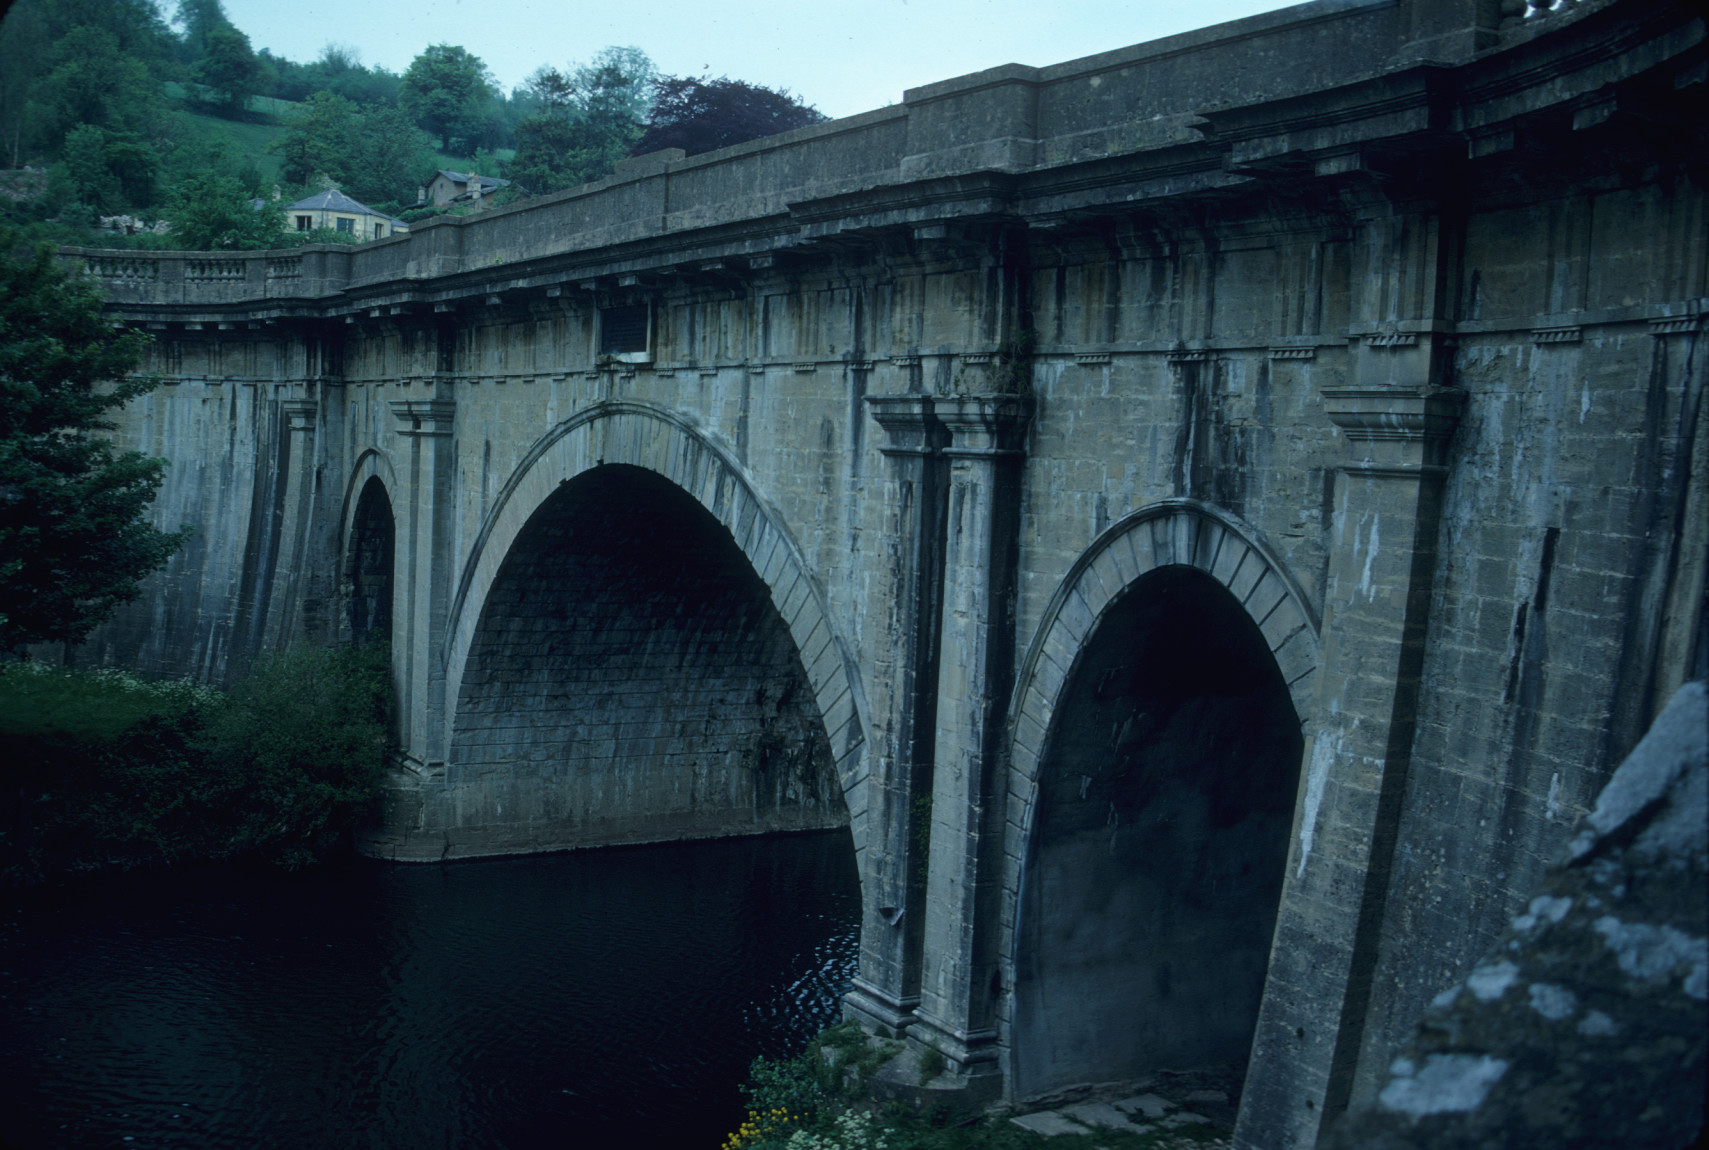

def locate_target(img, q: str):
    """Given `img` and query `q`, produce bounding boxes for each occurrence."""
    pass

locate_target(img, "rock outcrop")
[1327,681,1707,1149]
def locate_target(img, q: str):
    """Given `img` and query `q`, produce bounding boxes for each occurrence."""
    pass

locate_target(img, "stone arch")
[1002,499,1319,1099]
[442,401,870,852]
[338,450,399,648]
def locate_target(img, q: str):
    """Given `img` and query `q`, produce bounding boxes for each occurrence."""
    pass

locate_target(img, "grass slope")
[167,85,509,202]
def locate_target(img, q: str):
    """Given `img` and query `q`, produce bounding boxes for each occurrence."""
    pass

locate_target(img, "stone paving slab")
[1163,1111,1212,1128]
[1005,1078,1236,1143]
[1009,1111,1090,1136]
[1060,1100,1149,1130]
[1112,1092,1176,1120]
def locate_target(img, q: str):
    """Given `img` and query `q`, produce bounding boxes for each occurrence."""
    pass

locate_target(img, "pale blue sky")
[220,0,1303,119]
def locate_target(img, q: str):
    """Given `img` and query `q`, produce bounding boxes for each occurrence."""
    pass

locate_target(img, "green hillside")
[171,97,508,202]
[175,106,290,185]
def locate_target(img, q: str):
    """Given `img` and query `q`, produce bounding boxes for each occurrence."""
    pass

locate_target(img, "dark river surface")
[0,829,861,1150]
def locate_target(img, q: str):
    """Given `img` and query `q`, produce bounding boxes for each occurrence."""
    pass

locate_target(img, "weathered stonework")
[58,0,1708,1143]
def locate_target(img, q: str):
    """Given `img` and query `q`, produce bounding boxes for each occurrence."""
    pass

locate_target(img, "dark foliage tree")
[0,231,185,650]
[172,0,231,65]
[191,23,260,114]
[0,1,51,167]
[510,47,653,194]
[399,43,495,153]
[0,0,178,174]
[634,76,825,157]
[267,43,404,108]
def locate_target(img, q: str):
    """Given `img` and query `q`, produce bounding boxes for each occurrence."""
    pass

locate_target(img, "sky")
[220,0,1305,120]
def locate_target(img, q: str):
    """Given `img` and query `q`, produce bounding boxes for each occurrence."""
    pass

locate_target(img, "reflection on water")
[0,830,860,1149]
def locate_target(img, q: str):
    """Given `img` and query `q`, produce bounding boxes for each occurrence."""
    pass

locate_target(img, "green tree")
[510,47,654,193]
[63,124,161,210]
[61,124,121,210]
[271,91,361,186]
[271,93,435,208]
[191,23,259,114]
[35,24,164,142]
[0,230,185,651]
[0,0,178,167]
[399,43,494,153]
[167,172,281,249]
[352,104,437,206]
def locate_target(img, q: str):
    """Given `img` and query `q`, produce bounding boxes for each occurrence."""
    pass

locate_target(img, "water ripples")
[0,830,861,1149]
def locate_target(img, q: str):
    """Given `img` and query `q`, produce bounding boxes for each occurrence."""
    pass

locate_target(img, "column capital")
[934,394,1033,458]
[390,399,455,436]
[1323,385,1465,473]
[280,397,318,432]
[865,395,947,457]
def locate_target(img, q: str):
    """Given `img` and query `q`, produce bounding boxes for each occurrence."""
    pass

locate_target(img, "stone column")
[389,399,456,771]
[912,394,1031,1086]
[846,396,949,1037]
[1235,367,1464,1149]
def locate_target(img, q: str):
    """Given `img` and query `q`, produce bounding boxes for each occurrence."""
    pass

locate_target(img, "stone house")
[421,169,509,208]
[284,188,408,240]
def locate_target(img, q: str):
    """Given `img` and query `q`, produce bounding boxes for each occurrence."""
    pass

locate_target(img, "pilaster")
[390,399,456,771]
[912,395,1031,1083]
[260,396,320,652]
[1236,373,1465,1149]
[846,396,951,1037]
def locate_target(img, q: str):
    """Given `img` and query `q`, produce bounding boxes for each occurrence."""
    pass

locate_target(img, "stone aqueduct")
[63,0,1706,1144]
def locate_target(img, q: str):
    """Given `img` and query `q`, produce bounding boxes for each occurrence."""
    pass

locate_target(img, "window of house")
[374,223,386,238]
[598,304,651,363]
[335,218,354,233]
[295,216,312,231]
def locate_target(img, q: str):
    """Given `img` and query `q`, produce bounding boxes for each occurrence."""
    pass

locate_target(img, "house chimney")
[470,172,481,202]
[417,184,426,205]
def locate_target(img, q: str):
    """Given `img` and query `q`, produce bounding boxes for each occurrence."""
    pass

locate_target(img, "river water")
[0,830,860,1150]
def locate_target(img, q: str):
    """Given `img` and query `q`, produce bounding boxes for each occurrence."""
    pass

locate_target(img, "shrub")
[0,643,392,883]
[200,642,392,868]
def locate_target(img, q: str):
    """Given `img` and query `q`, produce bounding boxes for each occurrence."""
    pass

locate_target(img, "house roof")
[435,169,510,190]
[286,188,384,215]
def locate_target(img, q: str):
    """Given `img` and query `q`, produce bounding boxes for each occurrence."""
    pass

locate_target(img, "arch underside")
[430,404,869,859]
[1005,502,1319,1100]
